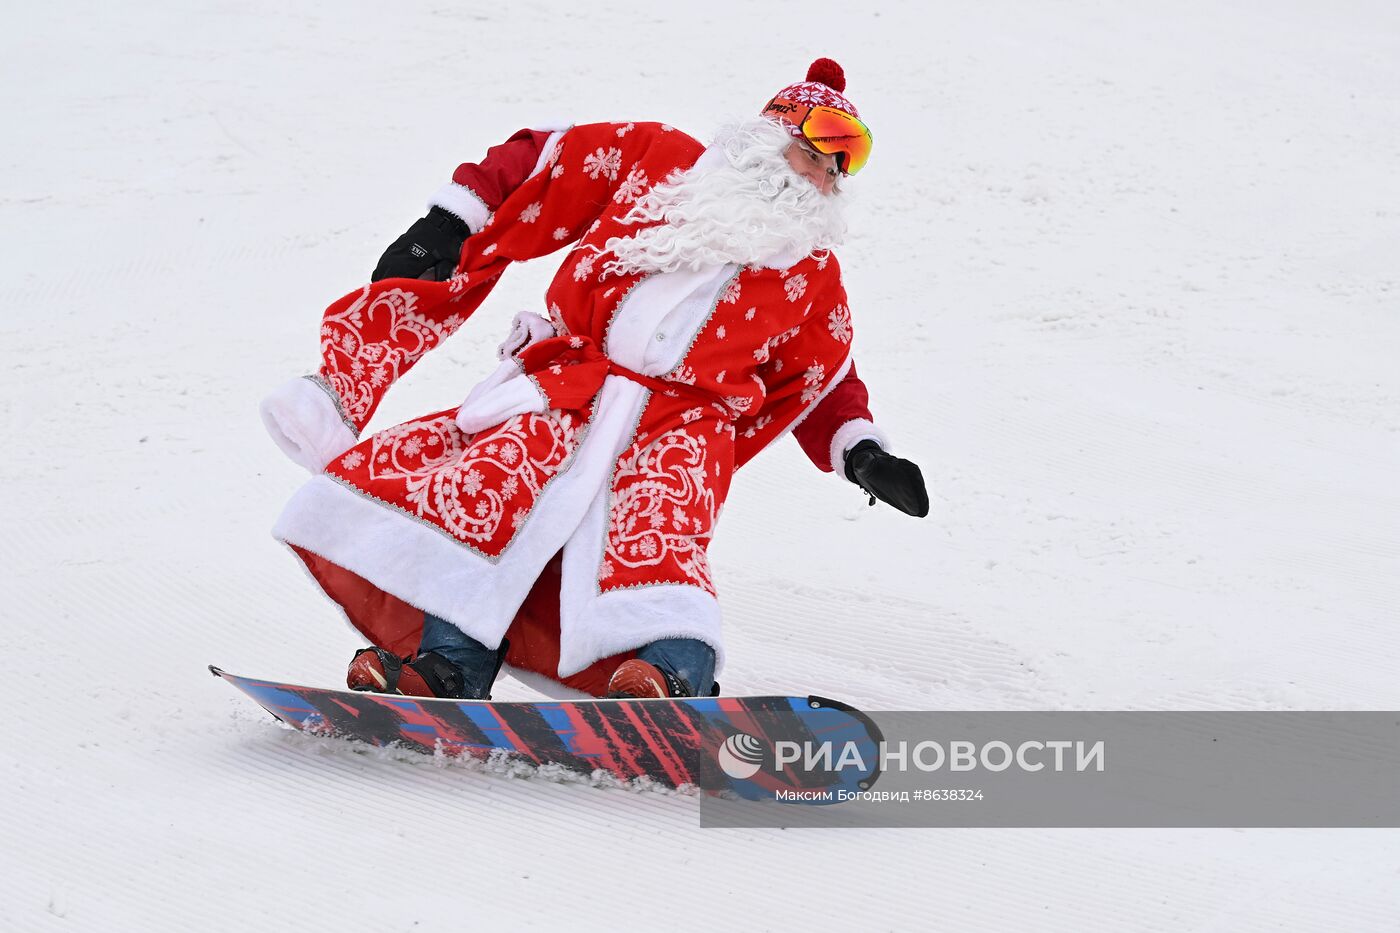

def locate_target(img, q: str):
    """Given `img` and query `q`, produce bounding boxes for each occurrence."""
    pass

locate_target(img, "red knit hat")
[762,57,861,129]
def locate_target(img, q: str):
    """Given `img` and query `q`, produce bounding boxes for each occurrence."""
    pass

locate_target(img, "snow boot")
[346,647,400,693]
[346,647,468,699]
[606,659,693,699]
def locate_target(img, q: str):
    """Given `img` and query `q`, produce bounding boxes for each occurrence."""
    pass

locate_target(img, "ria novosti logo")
[717,732,766,779]
[715,733,1105,779]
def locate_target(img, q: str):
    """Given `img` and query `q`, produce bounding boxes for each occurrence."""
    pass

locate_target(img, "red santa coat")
[261,120,889,691]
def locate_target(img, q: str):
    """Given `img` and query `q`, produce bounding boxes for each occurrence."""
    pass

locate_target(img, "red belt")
[516,334,731,418]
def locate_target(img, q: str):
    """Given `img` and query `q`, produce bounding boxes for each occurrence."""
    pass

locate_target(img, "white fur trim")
[451,310,561,431]
[827,417,890,477]
[275,375,651,656]
[558,478,724,677]
[454,371,547,433]
[428,182,490,232]
[559,583,723,679]
[428,126,567,232]
[462,357,525,410]
[528,129,570,178]
[260,376,359,473]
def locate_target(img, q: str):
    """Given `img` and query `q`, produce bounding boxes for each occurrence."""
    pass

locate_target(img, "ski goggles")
[761,99,873,176]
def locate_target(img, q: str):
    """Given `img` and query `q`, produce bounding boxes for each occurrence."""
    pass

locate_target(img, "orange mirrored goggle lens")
[800,106,872,176]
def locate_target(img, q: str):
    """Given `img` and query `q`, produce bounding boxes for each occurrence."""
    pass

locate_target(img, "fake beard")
[600,119,849,276]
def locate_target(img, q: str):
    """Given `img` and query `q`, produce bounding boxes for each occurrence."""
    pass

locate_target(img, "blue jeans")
[637,638,716,697]
[422,613,716,698]
[419,612,502,699]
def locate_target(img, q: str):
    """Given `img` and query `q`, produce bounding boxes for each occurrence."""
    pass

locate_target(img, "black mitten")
[844,439,930,517]
[371,206,470,282]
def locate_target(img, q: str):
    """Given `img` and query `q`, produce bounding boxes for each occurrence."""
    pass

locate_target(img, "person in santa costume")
[260,58,928,700]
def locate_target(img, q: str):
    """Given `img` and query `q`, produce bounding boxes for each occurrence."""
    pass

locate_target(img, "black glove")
[844,439,929,517]
[371,206,470,282]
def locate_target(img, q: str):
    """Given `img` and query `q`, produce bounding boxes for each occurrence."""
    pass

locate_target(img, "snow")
[4,1,1399,929]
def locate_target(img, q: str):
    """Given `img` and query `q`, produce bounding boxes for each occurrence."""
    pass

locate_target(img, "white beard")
[600,118,849,277]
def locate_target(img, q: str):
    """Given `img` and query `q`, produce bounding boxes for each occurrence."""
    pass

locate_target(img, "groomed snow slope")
[4,1,1399,929]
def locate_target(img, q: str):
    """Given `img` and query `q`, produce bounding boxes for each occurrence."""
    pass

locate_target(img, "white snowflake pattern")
[744,307,756,321]
[402,437,423,457]
[615,122,635,137]
[715,370,726,382]
[499,445,519,465]
[475,500,490,517]
[715,325,726,340]
[500,476,519,498]
[583,146,623,181]
[786,82,848,108]
[551,164,565,179]
[800,362,827,404]
[482,243,497,256]
[784,273,809,303]
[447,272,471,294]
[671,364,697,385]
[548,302,566,333]
[572,251,598,282]
[660,124,674,132]
[720,278,742,304]
[340,451,364,470]
[681,407,704,424]
[742,414,774,438]
[639,538,658,558]
[511,508,527,529]
[724,395,754,414]
[827,304,853,343]
[519,201,542,223]
[599,559,615,579]
[377,451,389,464]
[552,227,570,240]
[613,164,648,204]
[461,468,485,496]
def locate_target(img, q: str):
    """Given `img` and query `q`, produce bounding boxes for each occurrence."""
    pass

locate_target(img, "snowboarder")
[259,58,928,701]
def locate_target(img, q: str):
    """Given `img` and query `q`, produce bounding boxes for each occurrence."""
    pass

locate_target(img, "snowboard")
[211,666,882,799]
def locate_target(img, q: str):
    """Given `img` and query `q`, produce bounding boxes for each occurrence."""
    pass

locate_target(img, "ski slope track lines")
[5,1,1400,930]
